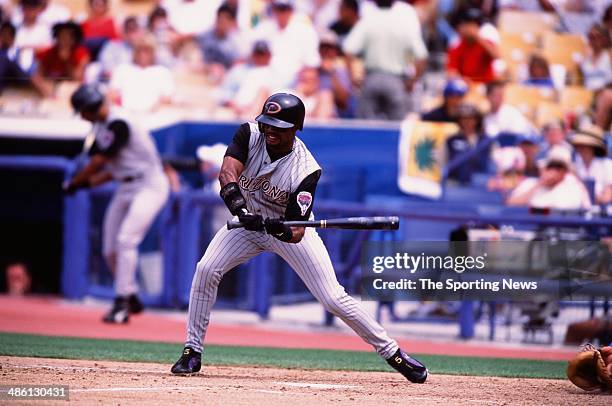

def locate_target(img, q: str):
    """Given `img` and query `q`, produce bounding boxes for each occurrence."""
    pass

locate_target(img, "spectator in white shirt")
[162,0,223,36]
[108,34,174,113]
[14,0,51,51]
[570,124,611,204]
[11,0,70,28]
[537,119,573,160]
[95,16,143,82]
[580,24,612,91]
[507,145,591,211]
[217,40,279,119]
[484,80,535,137]
[343,0,428,120]
[251,0,320,88]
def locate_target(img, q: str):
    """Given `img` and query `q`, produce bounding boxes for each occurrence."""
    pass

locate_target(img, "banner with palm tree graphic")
[398,116,458,199]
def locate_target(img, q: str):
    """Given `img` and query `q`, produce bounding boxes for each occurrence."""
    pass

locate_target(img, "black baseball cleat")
[102,297,129,324]
[171,347,202,375]
[127,294,144,314]
[387,349,428,383]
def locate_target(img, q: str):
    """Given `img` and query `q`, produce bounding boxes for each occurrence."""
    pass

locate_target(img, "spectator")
[580,24,612,91]
[252,0,320,88]
[570,125,611,204]
[518,133,541,178]
[217,40,278,118]
[329,0,359,44]
[537,119,573,159]
[483,80,534,137]
[594,87,612,131]
[108,34,174,113]
[11,0,69,28]
[507,146,591,210]
[14,0,52,51]
[35,21,90,81]
[293,66,336,119]
[524,54,555,88]
[162,0,222,36]
[343,0,428,120]
[421,78,468,123]
[317,30,353,117]
[96,16,142,82]
[1,20,53,96]
[445,103,490,184]
[197,3,244,84]
[81,0,118,60]
[447,8,499,84]
[148,6,179,68]
[5,262,31,296]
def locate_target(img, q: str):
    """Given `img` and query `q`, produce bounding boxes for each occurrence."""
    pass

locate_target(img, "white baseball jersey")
[91,107,169,297]
[91,107,165,181]
[184,122,399,360]
[237,122,321,220]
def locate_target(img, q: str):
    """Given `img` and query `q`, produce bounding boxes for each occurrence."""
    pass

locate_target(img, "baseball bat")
[227,216,400,230]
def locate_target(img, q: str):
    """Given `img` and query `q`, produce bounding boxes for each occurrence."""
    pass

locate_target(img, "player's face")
[262,123,296,153]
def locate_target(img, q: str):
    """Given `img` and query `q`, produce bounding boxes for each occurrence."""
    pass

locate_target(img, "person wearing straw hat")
[507,145,591,210]
[570,124,611,204]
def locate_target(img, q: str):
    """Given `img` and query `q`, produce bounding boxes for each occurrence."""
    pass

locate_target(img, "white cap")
[196,143,227,168]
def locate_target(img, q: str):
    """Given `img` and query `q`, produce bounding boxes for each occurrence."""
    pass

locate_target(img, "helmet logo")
[264,101,282,115]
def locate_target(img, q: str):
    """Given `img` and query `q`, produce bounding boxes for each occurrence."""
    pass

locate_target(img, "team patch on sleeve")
[297,191,313,216]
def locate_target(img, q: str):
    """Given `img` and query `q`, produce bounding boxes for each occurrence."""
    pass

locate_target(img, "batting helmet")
[71,84,104,113]
[255,93,305,131]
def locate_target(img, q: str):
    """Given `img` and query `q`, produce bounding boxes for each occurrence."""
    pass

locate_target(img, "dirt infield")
[1,356,608,405]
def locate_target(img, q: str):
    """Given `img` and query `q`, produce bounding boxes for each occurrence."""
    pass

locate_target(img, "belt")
[118,174,143,183]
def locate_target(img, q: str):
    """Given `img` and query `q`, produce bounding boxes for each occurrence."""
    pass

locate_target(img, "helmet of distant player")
[70,84,104,114]
[256,93,306,131]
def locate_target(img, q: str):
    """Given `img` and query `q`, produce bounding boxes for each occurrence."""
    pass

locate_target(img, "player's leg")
[271,230,428,383]
[104,185,168,323]
[172,226,266,374]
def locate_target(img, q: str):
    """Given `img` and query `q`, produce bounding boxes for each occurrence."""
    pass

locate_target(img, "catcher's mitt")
[566,344,612,391]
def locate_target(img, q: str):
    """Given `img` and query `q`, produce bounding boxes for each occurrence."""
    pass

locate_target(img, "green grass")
[0,332,565,379]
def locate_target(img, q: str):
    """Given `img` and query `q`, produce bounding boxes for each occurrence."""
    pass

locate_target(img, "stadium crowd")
[0,0,610,208]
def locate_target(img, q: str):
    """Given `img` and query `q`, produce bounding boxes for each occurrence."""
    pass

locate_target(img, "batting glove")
[264,218,293,242]
[238,209,264,232]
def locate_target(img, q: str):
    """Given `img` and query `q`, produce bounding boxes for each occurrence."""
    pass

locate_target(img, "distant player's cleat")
[171,347,202,375]
[127,294,144,314]
[102,297,129,324]
[387,349,428,384]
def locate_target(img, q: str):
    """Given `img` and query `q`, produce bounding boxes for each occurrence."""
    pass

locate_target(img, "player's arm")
[64,120,129,193]
[265,170,322,244]
[218,124,264,231]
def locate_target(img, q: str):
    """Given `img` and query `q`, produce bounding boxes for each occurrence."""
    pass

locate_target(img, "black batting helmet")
[256,93,305,131]
[71,84,104,113]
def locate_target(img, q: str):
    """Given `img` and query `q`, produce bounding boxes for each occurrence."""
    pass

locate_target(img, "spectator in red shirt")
[81,0,118,59]
[35,21,90,81]
[447,8,498,84]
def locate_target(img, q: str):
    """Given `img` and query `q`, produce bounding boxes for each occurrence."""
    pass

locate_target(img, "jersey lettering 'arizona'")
[240,122,321,220]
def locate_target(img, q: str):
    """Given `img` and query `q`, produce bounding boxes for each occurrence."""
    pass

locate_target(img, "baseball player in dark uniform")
[64,84,170,324]
[171,93,427,383]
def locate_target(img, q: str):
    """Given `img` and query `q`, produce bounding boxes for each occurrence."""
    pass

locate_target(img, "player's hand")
[264,218,293,242]
[264,218,287,235]
[62,179,78,195]
[238,210,264,232]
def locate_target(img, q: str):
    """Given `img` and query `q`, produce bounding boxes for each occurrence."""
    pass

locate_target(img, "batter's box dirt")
[0,356,609,405]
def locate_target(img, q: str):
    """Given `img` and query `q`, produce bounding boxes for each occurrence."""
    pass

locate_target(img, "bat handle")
[227,221,245,230]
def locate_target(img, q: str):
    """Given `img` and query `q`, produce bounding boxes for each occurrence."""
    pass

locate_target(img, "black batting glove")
[238,209,264,232]
[62,178,88,195]
[264,218,293,242]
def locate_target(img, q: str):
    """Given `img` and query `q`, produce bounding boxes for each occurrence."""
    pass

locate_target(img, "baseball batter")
[65,84,169,324]
[171,93,428,383]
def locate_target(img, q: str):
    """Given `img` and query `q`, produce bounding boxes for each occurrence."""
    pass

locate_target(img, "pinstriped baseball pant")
[185,226,399,360]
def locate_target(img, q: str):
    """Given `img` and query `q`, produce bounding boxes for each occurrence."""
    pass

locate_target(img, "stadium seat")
[541,33,586,83]
[560,86,594,114]
[535,101,565,128]
[499,31,538,80]
[498,10,558,34]
[504,84,556,119]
